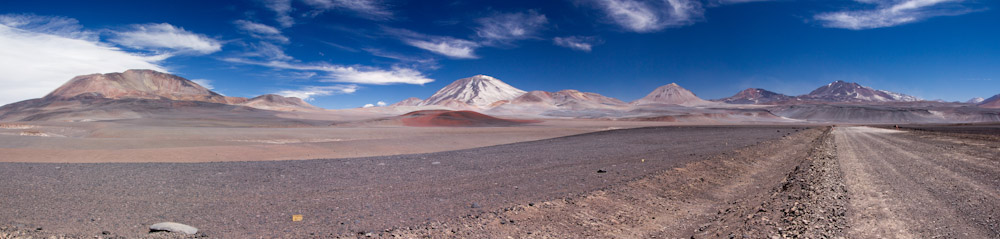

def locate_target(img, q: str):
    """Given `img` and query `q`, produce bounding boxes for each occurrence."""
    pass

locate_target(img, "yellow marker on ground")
[292,214,303,222]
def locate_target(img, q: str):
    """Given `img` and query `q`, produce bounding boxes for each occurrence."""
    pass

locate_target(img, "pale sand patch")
[0,119,700,163]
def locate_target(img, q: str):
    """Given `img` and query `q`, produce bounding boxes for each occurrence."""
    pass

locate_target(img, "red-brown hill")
[398,110,540,127]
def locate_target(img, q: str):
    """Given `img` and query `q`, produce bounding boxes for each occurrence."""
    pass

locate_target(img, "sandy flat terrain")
[0,119,708,163]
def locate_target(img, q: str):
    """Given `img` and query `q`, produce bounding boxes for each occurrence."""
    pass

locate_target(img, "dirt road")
[834,126,1000,238]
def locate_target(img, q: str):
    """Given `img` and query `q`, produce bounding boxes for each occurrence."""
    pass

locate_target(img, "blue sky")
[0,0,997,108]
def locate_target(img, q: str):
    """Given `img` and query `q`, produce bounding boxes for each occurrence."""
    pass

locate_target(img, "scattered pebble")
[149,222,198,235]
[597,170,607,173]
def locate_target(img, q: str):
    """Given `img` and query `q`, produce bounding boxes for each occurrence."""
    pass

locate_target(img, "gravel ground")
[700,126,1000,239]
[698,127,848,238]
[835,126,1000,238]
[0,126,800,238]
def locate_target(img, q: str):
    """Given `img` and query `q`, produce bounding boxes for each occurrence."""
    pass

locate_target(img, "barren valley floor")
[1,125,998,238]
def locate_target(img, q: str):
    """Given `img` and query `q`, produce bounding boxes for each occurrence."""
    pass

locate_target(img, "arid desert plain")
[0,69,998,238]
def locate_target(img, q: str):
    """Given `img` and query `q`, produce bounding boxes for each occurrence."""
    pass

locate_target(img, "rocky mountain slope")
[717,88,792,104]
[0,70,319,121]
[508,90,626,109]
[390,97,423,107]
[240,94,320,111]
[979,94,1000,108]
[631,83,712,106]
[420,75,526,108]
[46,69,229,104]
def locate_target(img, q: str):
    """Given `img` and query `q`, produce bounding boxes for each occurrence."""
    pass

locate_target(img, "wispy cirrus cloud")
[585,0,704,33]
[302,0,393,20]
[475,10,548,45]
[363,48,440,69]
[815,0,975,30]
[404,38,480,59]
[276,85,358,101]
[709,0,775,5]
[0,14,166,105]
[0,14,98,41]
[238,41,294,61]
[385,27,481,59]
[234,20,289,44]
[110,23,222,55]
[222,57,434,85]
[190,79,215,90]
[553,36,603,52]
[262,0,295,28]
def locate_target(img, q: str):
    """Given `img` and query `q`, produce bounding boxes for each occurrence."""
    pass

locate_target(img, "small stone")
[471,203,481,208]
[597,170,607,173]
[101,231,110,235]
[149,222,198,235]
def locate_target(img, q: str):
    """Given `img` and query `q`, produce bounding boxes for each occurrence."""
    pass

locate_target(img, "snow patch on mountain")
[420,75,526,108]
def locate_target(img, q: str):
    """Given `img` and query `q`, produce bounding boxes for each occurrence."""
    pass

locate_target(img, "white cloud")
[223,58,434,85]
[110,23,222,55]
[404,38,480,59]
[553,36,603,52]
[241,41,294,61]
[384,27,481,59]
[710,0,774,4]
[276,85,358,101]
[302,0,393,20]
[0,21,165,105]
[190,79,214,90]
[475,11,548,44]
[234,20,289,43]
[588,0,703,33]
[263,0,295,28]
[815,0,971,30]
[362,101,388,108]
[0,14,97,41]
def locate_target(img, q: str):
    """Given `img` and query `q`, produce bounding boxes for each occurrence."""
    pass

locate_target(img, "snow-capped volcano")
[631,83,711,106]
[802,81,920,102]
[420,75,526,108]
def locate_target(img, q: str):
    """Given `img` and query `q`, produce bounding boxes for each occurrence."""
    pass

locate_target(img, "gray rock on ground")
[149,222,198,235]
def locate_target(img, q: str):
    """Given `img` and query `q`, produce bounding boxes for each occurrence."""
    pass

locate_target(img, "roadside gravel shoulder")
[696,127,847,239]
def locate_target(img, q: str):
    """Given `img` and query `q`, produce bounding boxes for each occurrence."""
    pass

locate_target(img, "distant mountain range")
[1,69,997,123]
[408,76,929,109]
[717,81,920,105]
